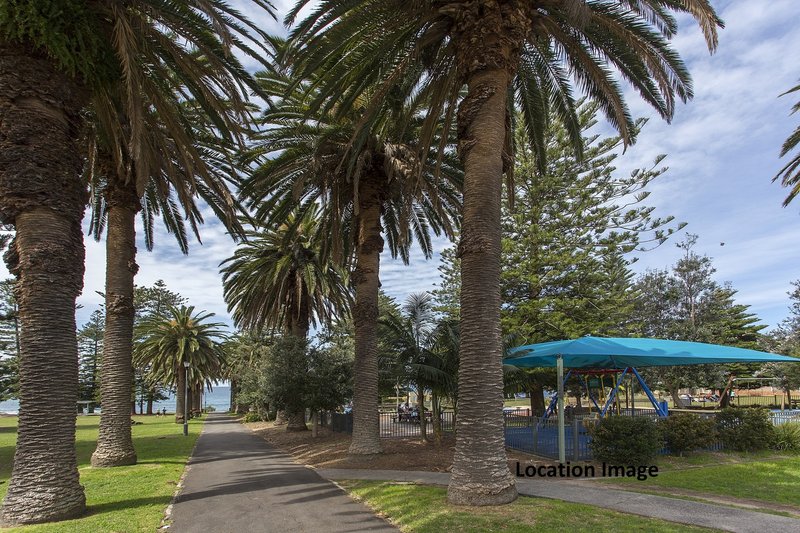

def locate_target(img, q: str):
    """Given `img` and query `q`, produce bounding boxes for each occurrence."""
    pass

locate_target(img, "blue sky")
[3,0,798,333]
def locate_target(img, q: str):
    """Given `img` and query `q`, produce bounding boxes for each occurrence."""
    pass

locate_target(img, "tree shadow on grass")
[86,495,172,515]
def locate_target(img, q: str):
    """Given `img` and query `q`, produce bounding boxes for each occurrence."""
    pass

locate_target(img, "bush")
[205,405,216,413]
[589,415,662,465]
[660,413,717,456]
[715,408,775,451]
[773,422,800,452]
[242,411,264,423]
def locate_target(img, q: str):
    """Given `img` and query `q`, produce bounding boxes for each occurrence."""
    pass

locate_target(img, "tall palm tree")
[286,0,722,505]
[133,305,228,425]
[775,82,800,205]
[86,102,248,468]
[242,68,462,453]
[220,205,350,430]
[0,1,273,522]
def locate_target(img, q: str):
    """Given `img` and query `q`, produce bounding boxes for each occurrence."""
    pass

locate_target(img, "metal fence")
[327,411,456,438]
[503,412,595,460]
[503,409,800,460]
[771,410,800,425]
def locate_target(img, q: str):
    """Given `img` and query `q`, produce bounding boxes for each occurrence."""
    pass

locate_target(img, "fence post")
[572,418,580,461]
[532,417,539,454]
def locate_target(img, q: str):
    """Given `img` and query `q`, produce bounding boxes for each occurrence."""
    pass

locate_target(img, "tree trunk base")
[90,448,137,467]
[446,482,518,506]
[347,440,382,456]
[1,485,86,526]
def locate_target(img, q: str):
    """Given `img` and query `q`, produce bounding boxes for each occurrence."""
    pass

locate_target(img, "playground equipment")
[505,336,800,462]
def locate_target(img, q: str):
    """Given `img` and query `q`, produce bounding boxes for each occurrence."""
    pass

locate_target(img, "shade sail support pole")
[557,354,565,463]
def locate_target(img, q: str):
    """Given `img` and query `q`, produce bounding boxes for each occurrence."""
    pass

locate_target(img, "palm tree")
[775,82,800,205]
[133,305,227,425]
[220,205,350,430]
[286,0,722,505]
[0,1,273,521]
[381,293,458,444]
[86,102,248,468]
[242,68,461,453]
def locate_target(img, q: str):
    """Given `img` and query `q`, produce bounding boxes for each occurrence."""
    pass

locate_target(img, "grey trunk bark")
[92,183,138,467]
[0,41,88,524]
[286,409,308,431]
[348,176,383,455]
[447,64,517,505]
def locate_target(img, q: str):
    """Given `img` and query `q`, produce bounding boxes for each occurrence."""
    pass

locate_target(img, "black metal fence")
[327,411,456,438]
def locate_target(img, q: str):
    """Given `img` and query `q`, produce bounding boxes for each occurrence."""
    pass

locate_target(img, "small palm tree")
[243,66,461,453]
[775,82,800,205]
[133,306,228,425]
[381,293,457,444]
[221,206,350,430]
[221,205,350,339]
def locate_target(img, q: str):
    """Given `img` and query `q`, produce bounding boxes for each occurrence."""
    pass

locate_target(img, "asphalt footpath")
[168,413,396,533]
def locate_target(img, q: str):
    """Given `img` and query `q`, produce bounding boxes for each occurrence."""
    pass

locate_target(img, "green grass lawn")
[339,480,718,533]
[0,414,202,532]
[602,453,800,507]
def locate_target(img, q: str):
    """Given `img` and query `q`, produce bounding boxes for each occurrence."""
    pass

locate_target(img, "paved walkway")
[169,414,396,533]
[317,469,800,533]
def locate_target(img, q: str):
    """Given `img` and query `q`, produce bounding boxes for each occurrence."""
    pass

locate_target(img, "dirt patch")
[245,421,542,473]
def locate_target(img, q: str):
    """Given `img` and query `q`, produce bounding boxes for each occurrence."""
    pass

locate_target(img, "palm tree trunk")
[175,365,186,424]
[0,41,87,524]
[418,383,427,442]
[348,175,384,455]
[92,180,139,467]
[448,8,526,503]
[431,390,442,446]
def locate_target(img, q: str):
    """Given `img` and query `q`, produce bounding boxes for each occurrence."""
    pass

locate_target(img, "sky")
[3,0,799,333]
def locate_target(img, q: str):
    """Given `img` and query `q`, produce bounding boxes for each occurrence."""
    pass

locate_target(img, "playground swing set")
[539,366,669,425]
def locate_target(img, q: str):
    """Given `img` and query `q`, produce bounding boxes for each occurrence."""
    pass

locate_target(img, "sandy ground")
[245,421,547,473]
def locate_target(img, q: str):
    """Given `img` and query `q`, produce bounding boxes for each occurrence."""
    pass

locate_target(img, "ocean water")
[0,386,231,415]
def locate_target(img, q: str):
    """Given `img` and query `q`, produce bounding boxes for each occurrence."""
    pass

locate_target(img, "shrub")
[205,405,216,413]
[242,411,263,423]
[715,408,775,451]
[773,422,800,452]
[589,415,662,465]
[660,413,717,455]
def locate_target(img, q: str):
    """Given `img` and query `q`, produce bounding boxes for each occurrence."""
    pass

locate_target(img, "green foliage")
[241,411,264,423]
[77,308,104,407]
[0,1,115,82]
[659,414,717,456]
[589,416,663,465]
[774,82,800,205]
[773,422,800,452]
[380,293,459,407]
[261,335,352,415]
[502,105,680,343]
[431,245,460,322]
[0,278,19,400]
[715,408,776,452]
[220,205,350,335]
[635,235,766,403]
[133,305,228,390]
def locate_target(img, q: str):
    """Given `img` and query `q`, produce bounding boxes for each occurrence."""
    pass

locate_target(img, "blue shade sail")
[505,336,800,369]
